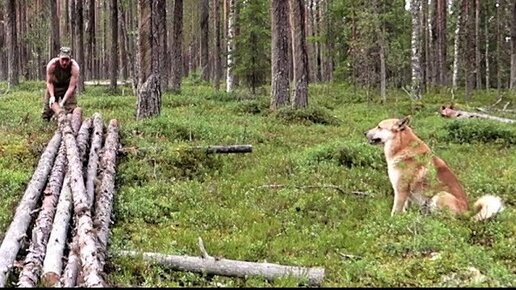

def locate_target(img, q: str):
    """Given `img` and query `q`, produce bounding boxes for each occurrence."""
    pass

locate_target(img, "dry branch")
[59,113,105,287]
[118,250,325,286]
[0,130,62,287]
[18,143,67,287]
[92,119,119,274]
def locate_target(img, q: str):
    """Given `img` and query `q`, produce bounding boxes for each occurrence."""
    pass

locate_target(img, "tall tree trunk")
[421,0,429,91]
[496,0,501,91]
[118,4,128,80]
[170,0,183,93]
[510,0,516,89]
[110,0,119,91]
[75,0,85,92]
[69,0,76,55]
[86,0,96,80]
[475,0,482,89]
[200,0,210,82]
[322,0,333,82]
[270,0,291,110]
[6,0,19,87]
[226,0,235,92]
[136,0,162,120]
[434,0,447,86]
[314,0,322,82]
[485,0,490,89]
[212,0,221,90]
[157,0,168,90]
[289,0,309,108]
[374,0,386,103]
[0,8,5,80]
[452,0,463,94]
[411,0,422,99]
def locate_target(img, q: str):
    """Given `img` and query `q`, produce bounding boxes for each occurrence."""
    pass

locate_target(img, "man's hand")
[59,99,66,108]
[49,96,56,106]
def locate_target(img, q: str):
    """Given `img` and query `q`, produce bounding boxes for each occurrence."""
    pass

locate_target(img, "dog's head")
[364,116,411,145]
[439,105,459,118]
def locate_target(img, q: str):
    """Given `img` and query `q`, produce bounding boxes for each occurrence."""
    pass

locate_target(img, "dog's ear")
[440,105,446,111]
[395,116,411,131]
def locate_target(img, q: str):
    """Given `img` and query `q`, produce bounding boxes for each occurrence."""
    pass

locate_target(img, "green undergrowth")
[0,81,514,287]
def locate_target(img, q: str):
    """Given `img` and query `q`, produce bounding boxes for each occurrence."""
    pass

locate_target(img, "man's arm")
[59,62,80,107]
[46,60,56,106]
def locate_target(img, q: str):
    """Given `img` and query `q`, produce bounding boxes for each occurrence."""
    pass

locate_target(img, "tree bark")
[212,0,222,90]
[75,0,85,92]
[50,0,60,57]
[511,0,516,89]
[475,0,482,89]
[93,119,120,272]
[86,0,96,80]
[270,0,291,110]
[157,0,168,90]
[200,0,210,82]
[452,0,463,95]
[6,0,18,88]
[17,143,67,287]
[411,0,422,99]
[136,0,162,120]
[289,0,309,108]
[118,250,325,286]
[0,131,61,287]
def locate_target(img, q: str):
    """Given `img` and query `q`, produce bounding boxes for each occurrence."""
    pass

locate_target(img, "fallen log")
[42,118,93,287]
[93,119,120,272]
[59,113,105,287]
[41,174,73,287]
[117,249,325,286]
[85,113,104,208]
[204,144,253,154]
[61,239,81,287]
[439,105,516,124]
[70,107,83,135]
[18,142,68,287]
[0,130,62,287]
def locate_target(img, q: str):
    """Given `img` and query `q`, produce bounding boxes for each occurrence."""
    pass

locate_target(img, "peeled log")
[118,250,325,286]
[60,114,105,287]
[93,119,120,271]
[61,239,81,287]
[18,143,67,287]
[71,107,83,135]
[0,130,62,287]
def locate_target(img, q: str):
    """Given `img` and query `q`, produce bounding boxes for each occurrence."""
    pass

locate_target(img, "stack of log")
[0,108,120,287]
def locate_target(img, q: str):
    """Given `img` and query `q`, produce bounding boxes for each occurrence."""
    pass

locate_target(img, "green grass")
[0,81,515,287]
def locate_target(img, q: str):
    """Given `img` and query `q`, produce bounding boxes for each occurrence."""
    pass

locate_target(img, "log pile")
[0,108,120,287]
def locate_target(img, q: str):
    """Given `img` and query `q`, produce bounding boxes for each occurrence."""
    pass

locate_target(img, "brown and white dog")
[365,116,504,221]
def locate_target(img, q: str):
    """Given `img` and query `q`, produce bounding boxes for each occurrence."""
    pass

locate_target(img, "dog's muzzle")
[364,131,382,145]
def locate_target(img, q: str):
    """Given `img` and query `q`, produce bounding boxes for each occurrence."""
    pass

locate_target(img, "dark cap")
[58,47,72,59]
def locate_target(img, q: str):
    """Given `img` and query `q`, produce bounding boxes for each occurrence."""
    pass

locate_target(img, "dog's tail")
[472,194,504,221]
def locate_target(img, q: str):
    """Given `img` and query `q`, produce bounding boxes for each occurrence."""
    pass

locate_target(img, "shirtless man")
[41,46,80,121]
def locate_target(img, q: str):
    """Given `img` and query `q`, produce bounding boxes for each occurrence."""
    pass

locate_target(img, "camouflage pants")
[41,86,77,121]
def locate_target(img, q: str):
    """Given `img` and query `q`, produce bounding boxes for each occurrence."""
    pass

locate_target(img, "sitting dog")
[365,116,504,221]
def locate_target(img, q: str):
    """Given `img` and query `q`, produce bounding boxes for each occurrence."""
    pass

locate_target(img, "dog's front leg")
[391,188,410,216]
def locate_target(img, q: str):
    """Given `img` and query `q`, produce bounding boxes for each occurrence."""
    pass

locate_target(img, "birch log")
[42,118,93,287]
[118,250,325,286]
[86,113,104,207]
[17,143,67,287]
[0,130,61,287]
[71,107,83,135]
[93,119,120,271]
[60,114,105,287]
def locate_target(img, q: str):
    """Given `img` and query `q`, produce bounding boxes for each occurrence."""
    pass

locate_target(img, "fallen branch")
[203,145,253,154]
[0,130,62,287]
[439,105,516,124]
[117,249,325,286]
[256,184,373,196]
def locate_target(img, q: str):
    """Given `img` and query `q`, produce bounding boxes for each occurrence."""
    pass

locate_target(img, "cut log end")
[42,272,60,287]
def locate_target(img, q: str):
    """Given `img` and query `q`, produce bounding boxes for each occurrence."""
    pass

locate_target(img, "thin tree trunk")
[485,0,490,89]
[157,0,168,90]
[86,0,96,80]
[6,0,19,87]
[110,0,119,91]
[170,0,183,93]
[213,0,221,90]
[118,5,128,80]
[0,131,61,287]
[75,0,85,92]
[289,0,309,108]
[200,0,210,82]
[411,0,422,99]
[452,0,463,95]
[475,0,482,89]
[51,0,60,57]
[226,0,235,92]
[510,0,516,89]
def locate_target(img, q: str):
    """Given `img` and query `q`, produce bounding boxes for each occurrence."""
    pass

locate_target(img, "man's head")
[58,47,72,68]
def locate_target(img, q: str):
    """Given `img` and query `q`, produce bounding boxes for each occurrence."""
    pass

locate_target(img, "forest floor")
[0,80,514,287]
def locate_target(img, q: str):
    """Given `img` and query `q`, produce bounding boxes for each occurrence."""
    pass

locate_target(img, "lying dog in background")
[365,116,504,221]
